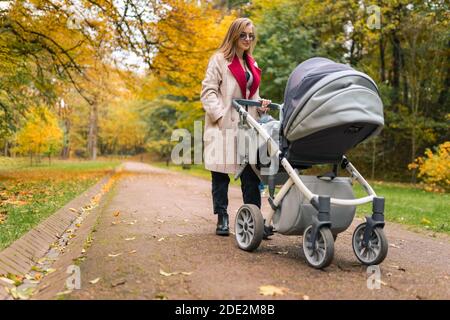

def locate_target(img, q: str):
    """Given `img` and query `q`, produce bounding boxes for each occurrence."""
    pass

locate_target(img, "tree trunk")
[87,102,98,160]
[61,118,71,159]
[371,138,376,180]
[411,125,417,184]
[3,141,8,157]
[391,32,401,103]
[379,35,386,82]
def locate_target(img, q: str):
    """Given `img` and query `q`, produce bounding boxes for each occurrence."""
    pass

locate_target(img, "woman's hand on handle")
[259,98,272,113]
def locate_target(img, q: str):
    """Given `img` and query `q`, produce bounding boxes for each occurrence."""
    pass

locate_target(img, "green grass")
[354,182,449,234]
[0,159,120,249]
[152,162,449,235]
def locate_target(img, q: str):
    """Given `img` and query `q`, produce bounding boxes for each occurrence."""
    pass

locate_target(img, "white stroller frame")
[232,99,388,269]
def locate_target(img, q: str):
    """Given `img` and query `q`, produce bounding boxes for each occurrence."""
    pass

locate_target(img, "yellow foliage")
[13,106,63,157]
[99,103,147,153]
[409,141,450,193]
[152,1,236,100]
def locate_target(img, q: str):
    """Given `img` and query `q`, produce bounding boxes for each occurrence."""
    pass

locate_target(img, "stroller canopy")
[282,57,384,142]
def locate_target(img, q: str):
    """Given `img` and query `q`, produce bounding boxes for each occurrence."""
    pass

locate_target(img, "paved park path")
[42,162,449,299]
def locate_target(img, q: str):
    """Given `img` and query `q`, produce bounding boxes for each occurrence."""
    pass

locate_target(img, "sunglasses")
[239,32,255,41]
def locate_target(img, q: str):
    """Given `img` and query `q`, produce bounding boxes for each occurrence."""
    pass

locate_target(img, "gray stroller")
[232,57,388,269]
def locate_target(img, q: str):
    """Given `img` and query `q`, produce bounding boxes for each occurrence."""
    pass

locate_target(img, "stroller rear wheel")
[352,223,388,265]
[302,226,334,269]
[235,204,264,252]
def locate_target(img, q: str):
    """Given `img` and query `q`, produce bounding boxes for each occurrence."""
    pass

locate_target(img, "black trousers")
[211,165,261,215]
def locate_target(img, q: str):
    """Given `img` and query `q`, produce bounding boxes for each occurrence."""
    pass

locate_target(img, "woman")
[201,17,271,236]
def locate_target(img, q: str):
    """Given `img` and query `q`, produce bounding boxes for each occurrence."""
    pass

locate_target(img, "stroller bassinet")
[281,57,384,167]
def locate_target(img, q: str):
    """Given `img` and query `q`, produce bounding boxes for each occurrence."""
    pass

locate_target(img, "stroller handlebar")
[233,99,281,110]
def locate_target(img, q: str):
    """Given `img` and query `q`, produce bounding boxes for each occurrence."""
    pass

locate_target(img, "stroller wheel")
[352,223,388,265]
[302,226,334,269]
[235,204,264,252]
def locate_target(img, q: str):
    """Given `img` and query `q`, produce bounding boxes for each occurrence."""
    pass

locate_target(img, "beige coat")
[201,52,262,173]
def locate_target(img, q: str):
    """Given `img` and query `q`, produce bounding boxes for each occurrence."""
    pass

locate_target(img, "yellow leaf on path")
[45,268,56,274]
[111,221,120,225]
[277,251,288,255]
[157,237,165,242]
[113,211,120,217]
[125,237,136,241]
[128,250,137,254]
[108,253,123,258]
[157,219,165,223]
[0,277,15,286]
[56,290,73,296]
[159,269,192,277]
[160,269,174,277]
[69,208,78,213]
[176,234,184,238]
[89,278,101,284]
[259,285,288,296]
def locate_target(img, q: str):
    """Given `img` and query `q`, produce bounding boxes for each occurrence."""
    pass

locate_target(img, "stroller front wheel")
[352,223,388,265]
[235,204,264,252]
[302,226,334,269]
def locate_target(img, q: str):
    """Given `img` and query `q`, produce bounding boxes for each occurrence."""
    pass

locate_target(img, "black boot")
[216,213,229,236]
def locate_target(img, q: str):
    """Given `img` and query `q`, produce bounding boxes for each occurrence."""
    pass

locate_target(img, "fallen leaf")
[0,277,15,286]
[124,237,136,241]
[176,234,184,238]
[108,253,123,258]
[69,208,78,213]
[89,278,101,284]
[157,237,165,242]
[303,295,310,300]
[160,269,175,277]
[389,244,401,249]
[259,285,288,296]
[111,279,126,287]
[45,268,56,274]
[181,272,193,276]
[128,250,137,254]
[157,219,165,223]
[81,249,86,254]
[113,211,120,217]
[277,251,289,255]
[155,293,168,300]
[56,290,73,296]
[111,221,121,225]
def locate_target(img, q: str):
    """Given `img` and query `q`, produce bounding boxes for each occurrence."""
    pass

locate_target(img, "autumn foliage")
[409,142,450,193]
[13,107,63,163]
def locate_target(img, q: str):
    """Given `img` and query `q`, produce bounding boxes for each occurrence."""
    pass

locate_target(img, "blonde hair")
[218,18,257,61]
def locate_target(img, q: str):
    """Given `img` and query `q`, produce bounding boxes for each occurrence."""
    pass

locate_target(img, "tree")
[13,106,63,164]
[250,0,319,102]
[99,101,147,155]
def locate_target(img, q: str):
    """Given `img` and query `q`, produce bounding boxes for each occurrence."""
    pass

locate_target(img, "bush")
[409,141,450,193]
